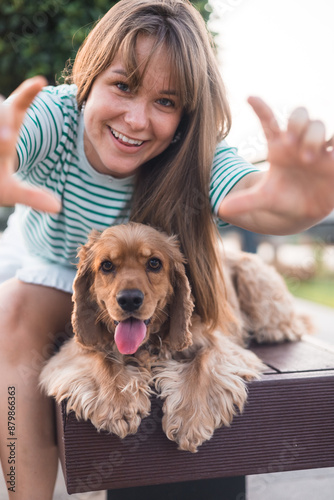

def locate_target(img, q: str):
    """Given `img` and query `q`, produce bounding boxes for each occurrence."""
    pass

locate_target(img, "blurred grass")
[286,277,334,308]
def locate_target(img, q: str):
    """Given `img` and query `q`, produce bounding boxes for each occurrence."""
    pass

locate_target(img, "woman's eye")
[100,260,115,273]
[157,98,175,108]
[116,82,130,93]
[147,258,162,272]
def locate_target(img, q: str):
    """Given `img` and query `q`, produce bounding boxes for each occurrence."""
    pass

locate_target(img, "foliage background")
[0,0,211,97]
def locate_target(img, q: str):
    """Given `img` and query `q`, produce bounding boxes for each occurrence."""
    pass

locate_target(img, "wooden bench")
[56,335,334,499]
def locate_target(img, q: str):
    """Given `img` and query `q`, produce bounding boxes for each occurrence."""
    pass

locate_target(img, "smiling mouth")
[109,127,145,147]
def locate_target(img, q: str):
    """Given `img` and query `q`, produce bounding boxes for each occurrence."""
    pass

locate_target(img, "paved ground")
[248,467,334,500]
[0,298,333,499]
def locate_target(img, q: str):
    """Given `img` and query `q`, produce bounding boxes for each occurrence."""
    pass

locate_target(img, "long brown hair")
[70,0,235,331]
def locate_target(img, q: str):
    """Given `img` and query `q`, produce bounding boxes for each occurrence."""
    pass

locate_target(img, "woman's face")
[83,36,183,178]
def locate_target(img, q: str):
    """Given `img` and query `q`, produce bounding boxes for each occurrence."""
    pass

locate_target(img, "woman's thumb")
[9,181,61,213]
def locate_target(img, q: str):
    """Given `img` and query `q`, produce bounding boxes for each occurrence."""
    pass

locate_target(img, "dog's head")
[72,223,194,355]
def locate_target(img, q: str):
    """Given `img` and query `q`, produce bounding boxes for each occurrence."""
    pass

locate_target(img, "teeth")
[111,129,143,146]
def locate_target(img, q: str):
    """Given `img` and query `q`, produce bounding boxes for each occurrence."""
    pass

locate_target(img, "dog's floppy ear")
[168,260,194,351]
[72,230,109,348]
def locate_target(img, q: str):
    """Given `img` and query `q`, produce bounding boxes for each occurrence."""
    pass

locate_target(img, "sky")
[208,0,334,162]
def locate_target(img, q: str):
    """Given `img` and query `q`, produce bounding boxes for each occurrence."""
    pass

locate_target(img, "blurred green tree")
[0,0,212,97]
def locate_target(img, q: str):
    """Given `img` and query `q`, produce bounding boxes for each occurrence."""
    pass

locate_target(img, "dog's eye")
[147,258,162,272]
[100,260,115,273]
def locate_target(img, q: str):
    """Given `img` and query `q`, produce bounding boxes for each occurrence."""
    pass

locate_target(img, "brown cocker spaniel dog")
[40,223,311,452]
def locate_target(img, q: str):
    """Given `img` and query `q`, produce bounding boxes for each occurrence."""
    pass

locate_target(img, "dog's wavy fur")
[40,223,311,452]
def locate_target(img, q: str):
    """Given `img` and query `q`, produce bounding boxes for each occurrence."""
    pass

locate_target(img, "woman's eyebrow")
[159,90,178,96]
[111,69,128,77]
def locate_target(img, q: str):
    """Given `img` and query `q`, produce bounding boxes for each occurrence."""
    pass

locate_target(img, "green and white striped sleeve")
[210,140,259,227]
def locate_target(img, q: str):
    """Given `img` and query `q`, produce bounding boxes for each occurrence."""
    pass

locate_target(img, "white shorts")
[0,210,76,293]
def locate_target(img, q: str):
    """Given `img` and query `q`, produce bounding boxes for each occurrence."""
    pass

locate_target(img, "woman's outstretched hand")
[219,97,334,234]
[0,77,61,213]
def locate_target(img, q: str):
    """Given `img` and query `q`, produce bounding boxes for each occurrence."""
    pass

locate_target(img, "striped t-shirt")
[16,84,258,268]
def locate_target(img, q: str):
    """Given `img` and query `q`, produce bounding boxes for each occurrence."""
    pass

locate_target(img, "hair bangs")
[117,30,166,91]
[163,36,196,112]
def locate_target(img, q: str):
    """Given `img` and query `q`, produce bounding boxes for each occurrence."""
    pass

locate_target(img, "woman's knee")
[0,279,72,364]
[0,279,32,331]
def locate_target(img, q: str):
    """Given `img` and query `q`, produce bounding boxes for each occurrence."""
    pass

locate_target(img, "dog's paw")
[161,372,248,453]
[40,341,153,439]
[90,386,152,438]
[163,416,211,453]
[46,375,151,438]
[231,343,266,381]
[84,360,153,438]
[155,344,261,452]
[253,312,313,344]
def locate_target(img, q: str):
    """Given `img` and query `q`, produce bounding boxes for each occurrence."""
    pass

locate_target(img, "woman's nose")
[123,99,150,131]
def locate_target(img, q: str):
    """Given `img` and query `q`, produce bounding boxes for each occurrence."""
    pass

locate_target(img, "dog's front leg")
[40,339,152,438]
[153,336,263,452]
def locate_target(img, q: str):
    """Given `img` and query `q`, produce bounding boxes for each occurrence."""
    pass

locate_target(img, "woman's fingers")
[288,108,327,157]
[0,77,46,162]
[0,166,61,213]
[9,76,47,113]
[9,77,47,132]
[300,120,326,161]
[287,107,309,139]
[0,98,16,160]
[247,96,281,141]
[250,98,329,164]
[325,136,334,151]
[288,107,327,161]
[7,179,61,213]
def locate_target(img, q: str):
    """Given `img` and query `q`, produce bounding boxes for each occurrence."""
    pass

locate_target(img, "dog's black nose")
[116,289,144,312]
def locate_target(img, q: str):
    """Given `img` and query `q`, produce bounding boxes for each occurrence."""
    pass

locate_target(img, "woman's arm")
[218,97,334,235]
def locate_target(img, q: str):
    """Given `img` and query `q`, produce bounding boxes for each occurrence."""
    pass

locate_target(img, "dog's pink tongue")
[115,318,147,354]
